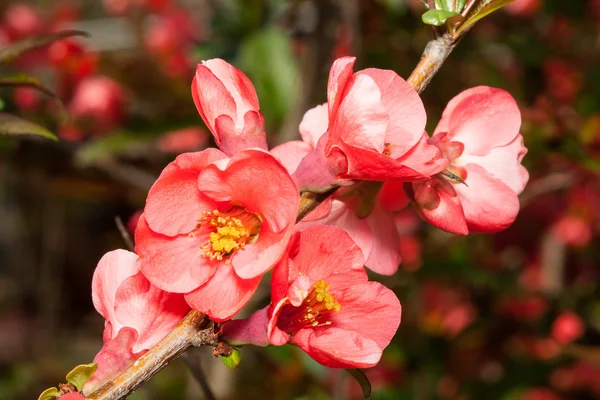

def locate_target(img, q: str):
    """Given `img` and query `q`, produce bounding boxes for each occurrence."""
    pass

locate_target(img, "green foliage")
[0,112,57,141]
[422,9,461,26]
[0,30,88,64]
[65,363,97,392]
[347,369,372,398]
[0,74,59,100]
[220,348,242,370]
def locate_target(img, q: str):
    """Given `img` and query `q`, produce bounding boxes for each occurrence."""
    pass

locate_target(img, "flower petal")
[231,225,292,279]
[455,163,521,232]
[92,250,140,333]
[222,306,271,347]
[136,215,218,293]
[270,140,314,175]
[327,57,356,120]
[460,134,529,194]
[436,86,522,155]
[184,263,261,322]
[299,103,328,149]
[192,63,237,134]
[364,203,401,275]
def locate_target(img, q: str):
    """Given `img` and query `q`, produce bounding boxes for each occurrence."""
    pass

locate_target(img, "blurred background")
[1,0,599,399]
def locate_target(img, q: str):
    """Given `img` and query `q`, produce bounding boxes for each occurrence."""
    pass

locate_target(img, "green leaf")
[0,113,58,141]
[455,0,515,35]
[0,74,59,99]
[422,9,461,26]
[66,363,97,392]
[346,369,371,398]
[220,348,242,370]
[237,28,299,131]
[0,98,4,111]
[37,387,59,400]
[74,132,153,167]
[0,30,89,64]
[457,0,468,13]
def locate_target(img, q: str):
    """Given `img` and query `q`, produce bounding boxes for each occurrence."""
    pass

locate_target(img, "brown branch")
[84,24,468,400]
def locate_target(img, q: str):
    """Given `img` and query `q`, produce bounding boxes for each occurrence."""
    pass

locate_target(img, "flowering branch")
[84,28,467,400]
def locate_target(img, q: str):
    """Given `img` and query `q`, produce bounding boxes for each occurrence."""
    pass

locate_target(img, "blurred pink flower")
[552,311,584,345]
[156,127,208,154]
[550,215,592,247]
[504,0,542,17]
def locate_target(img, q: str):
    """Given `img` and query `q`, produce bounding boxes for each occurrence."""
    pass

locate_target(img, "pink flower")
[504,0,542,17]
[224,226,401,368]
[409,86,529,234]
[552,312,584,345]
[192,59,268,156]
[156,127,208,154]
[60,393,86,400]
[83,250,189,394]
[135,148,299,321]
[292,56,447,191]
[68,76,127,134]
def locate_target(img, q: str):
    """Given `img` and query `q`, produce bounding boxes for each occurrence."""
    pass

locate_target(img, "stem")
[407,33,457,95]
[84,27,466,400]
[183,352,218,400]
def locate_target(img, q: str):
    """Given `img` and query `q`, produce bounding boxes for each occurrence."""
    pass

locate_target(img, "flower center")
[192,207,261,263]
[277,280,341,335]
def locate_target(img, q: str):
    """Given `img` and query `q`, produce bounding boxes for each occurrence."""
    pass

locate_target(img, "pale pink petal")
[301,196,333,221]
[83,327,142,395]
[267,297,292,346]
[286,275,312,306]
[436,86,522,155]
[214,111,268,155]
[92,250,140,333]
[184,263,262,322]
[327,57,356,120]
[136,215,218,293]
[332,74,388,153]
[292,144,351,192]
[113,272,189,352]
[192,64,236,134]
[299,103,328,149]
[145,149,226,236]
[459,134,529,194]
[455,163,521,232]
[197,149,299,233]
[270,140,313,174]
[395,132,449,178]
[296,200,374,268]
[409,178,469,235]
[364,204,401,275]
[331,282,401,349]
[290,226,367,289]
[292,327,382,368]
[222,306,271,346]
[358,68,425,156]
[231,225,292,279]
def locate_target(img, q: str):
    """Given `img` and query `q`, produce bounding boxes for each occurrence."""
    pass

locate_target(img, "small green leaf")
[0,98,4,110]
[65,363,97,392]
[220,348,242,370]
[455,0,515,35]
[0,74,59,99]
[346,369,371,398]
[457,0,468,13]
[0,30,89,64]
[422,9,461,26]
[38,387,59,400]
[0,113,58,141]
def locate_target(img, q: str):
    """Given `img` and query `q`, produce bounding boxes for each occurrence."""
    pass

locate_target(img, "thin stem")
[407,33,457,95]
[183,352,218,400]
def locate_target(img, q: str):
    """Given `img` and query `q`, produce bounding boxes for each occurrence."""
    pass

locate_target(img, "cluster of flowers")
[82,56,528,393]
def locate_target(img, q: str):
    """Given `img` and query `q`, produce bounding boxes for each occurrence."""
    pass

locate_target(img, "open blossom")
[224,226,401,368]
[408,86,529,234]
[135,148,299,321]
[291,56,447,191]
[192,59,268,156]
[83,250,189,394]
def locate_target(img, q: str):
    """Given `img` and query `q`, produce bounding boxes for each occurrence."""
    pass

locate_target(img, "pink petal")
[302,196,333,221]
[270,140,314,174]
[455,163,521,232]
[436,86,522,156]
[214,111,268,156]
[92,250,140,333]
[364,203,401,275]
[410,178,469,235]
[113,272,189,352]
[299,103,328,149]
[292,327,382,368]
[267,297,293,346]
[357,68,425,156]
[460,134,529,194]
[83,327,142,395]
[222,306,271,346]
[231,225,292,279]
[331,282,401,350]
[197,149,299,233]
[145,149,226,236]
[192,63,236,135]
[296,200,374,269]
[291,144,351,192]
[289,225,367,290]
[395,132,449,178]
[332,74,388,154]
[378,181,409,212]
[327,57,356,120]
[184,263,261,322]
[136,215,218,293]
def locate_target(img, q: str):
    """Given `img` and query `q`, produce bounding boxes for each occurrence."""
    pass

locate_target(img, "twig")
[85,23,468,400]
[182,352,217,400]
[114,216,134,252]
